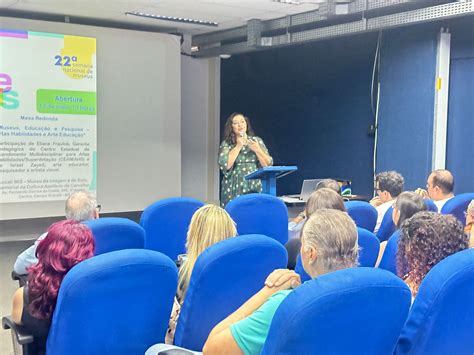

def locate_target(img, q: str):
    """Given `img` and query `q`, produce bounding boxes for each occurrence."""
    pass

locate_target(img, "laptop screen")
[300,179,323,201]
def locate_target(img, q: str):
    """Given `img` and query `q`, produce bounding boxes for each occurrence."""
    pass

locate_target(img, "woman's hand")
[264,269,301,292]
[236,135,248,148]
[247,138,261,153]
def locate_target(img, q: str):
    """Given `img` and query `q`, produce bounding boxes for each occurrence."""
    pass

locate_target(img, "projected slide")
[0,29,96,203]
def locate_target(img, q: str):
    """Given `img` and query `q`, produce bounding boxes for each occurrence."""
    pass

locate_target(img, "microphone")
[240,131,248,146]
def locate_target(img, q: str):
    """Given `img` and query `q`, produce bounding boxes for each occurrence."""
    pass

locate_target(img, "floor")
[0,240,33,355]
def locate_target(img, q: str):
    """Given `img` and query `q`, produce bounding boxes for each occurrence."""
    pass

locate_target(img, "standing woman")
[218,113,273,207]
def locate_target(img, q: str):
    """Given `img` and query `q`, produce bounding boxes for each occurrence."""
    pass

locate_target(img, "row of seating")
[6,237,473,354]
[89,193,471,264]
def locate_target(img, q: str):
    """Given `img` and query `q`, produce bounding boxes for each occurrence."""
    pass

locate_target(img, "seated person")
[465,199,474,248]
[14,191,99,275]
[397,211,468,297]
[166,204,237,343]
[204,209,359,355]
[370,171,404,233]
[286,188,346,269]
[416,169,455,211]
[375,191,426,266]
[288,179,341,241]
[11,220,95,354]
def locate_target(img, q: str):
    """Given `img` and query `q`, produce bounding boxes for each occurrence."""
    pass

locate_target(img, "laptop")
[284,179,322,202]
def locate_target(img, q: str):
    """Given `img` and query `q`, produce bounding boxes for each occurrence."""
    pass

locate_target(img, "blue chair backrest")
[345,201,378,232]
[379,231,400,275]
[424,199,438,212]
[262,268,411,354]
[395,249,474,354]
[440,192,474,225]
[140,197,204,260]
[174,234,288,351]
[357,227,380,267]
[84,217,145,255]
[46,250,178,355]
[376,206,396,242]
[225,193,288,245]
[295,227,380,281]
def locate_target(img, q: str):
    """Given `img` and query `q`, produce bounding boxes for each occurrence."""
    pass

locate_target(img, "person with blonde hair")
[166,204,237,343]
[204,209,359,355]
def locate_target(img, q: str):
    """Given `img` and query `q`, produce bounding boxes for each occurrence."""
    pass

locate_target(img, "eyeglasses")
[96,204,101,212]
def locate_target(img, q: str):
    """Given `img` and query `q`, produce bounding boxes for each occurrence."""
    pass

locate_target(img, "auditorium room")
[0,1,473,354]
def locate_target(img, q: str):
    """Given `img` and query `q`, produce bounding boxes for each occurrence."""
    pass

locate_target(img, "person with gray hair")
[203,209,358,355]
[13,191,99,275]
[371,171,405,233]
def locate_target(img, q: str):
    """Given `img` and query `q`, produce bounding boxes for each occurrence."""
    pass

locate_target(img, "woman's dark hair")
[222,112,255,144]
[397,212,468,296]
[394,191,426,228]
[28,220,95,319]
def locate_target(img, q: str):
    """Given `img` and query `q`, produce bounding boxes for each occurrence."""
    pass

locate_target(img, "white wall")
[181,56,220,203]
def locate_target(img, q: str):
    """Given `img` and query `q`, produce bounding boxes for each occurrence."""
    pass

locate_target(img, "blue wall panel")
[447,16,474,193]
[220,17,473,197]
[221,34,378,196]
[377,24,438,190]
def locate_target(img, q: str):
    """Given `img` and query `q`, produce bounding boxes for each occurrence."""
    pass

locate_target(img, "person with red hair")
[11,220,95,354]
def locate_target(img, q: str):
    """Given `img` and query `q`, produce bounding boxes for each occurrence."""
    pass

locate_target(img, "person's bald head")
[427,169,454,201]
[65,191,98,221]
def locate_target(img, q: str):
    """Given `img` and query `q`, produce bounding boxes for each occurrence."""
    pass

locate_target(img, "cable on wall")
[370,30,382,195]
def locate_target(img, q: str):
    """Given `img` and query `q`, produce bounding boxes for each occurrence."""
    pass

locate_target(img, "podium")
[245,166,297,196]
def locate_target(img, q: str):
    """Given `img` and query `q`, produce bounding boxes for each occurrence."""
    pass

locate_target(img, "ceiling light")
[125,12,218,27]
[272,0,301,4]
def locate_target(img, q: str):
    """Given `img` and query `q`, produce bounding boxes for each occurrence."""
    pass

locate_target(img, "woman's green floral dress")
[218,136,273,207]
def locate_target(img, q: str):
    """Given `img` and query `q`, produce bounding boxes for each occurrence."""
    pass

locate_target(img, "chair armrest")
[2,316,34,345]
[11,271,28,286]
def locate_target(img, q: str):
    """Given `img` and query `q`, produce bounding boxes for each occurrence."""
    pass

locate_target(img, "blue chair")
[84,217,145,255]
[174,234,288,351]
[225,193,288,245]
[379,231,400,275]
[377,199,436,242]
[1,250,178,355]
[424,199,438,212]
[357,227,380,267]
[376,207,396,242]
[295,227,380,282]
[140,197,204,260]
[262,268,412,354]
[395,249,474,354]
[441,192,474,225]
[345,201,378,232]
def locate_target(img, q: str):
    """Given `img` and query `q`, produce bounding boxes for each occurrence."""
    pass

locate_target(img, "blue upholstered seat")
[225,193,288,245]
[395,249,474,354]
[345,201,378,232]
[140,197,204,260]
[174,234,288,351]
[295,227,380,282]
[378,230,400,275]
[262,267,411,354]
[440,192,474,225]
[46,249,178,355]
[357,227,381,267]
[376,206,396,242]
[84,217,145,255]
[424,198,438,212]
[377,199,437,242]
